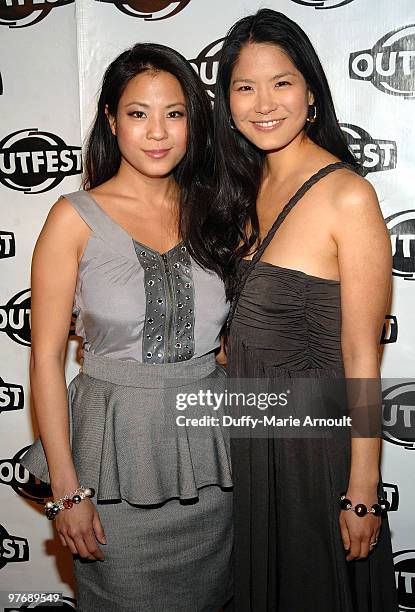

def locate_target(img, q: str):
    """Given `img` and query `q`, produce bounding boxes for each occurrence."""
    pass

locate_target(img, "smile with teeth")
[254,119,282,127]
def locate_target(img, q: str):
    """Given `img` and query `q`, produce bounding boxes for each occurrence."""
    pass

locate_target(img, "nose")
[254,88,277,116]
[146,114,168,141]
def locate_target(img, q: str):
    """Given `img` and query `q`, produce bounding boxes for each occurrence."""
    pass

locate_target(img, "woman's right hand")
[55,498,106,561]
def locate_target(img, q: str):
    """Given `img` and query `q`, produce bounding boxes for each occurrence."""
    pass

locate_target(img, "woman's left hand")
[339,490,381,561]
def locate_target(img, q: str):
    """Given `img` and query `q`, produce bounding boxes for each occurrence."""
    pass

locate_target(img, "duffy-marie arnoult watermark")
[176,412,353,430]
[164,377,390,438]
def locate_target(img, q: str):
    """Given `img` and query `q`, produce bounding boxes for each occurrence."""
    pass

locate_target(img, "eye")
[167,110,186,118]
[128,110,146,119]
[237,85,253,92]
[275,81,291,88]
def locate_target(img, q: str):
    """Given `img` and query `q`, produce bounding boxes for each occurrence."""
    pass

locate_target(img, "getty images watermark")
[163,377,386,439]
[175,388,352,432]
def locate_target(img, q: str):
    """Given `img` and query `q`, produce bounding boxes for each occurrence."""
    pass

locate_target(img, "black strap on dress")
[226,161,354,331]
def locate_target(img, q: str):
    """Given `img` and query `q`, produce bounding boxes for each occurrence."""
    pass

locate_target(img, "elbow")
[30,347,66,374]
[341,344,381,377]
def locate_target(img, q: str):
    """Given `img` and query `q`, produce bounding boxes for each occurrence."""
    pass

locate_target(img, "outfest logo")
[340,123,397,176]
[385,210,415,281]
[0,0,74,29]
[382,381,415,450]
[0,289,31,347]
[0,523,29,571]
[289,0,355,8]
[0,128,82,194]
[0,447,52,503]
[383,482,399,512]
[0,232,15,259]
[394,550,415,610]
[96,0,191,20]
[381,315,398,345]
[190,38,225,100]
[349,24,415,99]
[0,377,24,414]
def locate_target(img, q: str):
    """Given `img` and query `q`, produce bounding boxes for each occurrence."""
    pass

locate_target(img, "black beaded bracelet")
[339,493,390,517]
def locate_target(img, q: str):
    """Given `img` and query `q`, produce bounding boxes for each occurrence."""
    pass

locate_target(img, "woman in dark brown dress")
[212,9,399,612]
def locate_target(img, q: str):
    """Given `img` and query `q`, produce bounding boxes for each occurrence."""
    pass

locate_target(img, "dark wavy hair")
[211,9,359,292]
[83,42,222,280]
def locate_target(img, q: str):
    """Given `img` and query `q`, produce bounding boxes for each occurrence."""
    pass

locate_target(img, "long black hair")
[83,42,222,280]
[211,9,359,292]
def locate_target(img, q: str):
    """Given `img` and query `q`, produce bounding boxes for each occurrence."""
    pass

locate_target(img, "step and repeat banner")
[0,0,414,609]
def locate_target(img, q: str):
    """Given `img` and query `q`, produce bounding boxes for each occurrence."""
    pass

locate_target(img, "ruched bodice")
[229,261,344,375]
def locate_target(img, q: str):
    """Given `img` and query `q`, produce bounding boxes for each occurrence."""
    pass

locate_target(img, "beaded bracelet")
[339,493,390,517]
[44,485,95,521]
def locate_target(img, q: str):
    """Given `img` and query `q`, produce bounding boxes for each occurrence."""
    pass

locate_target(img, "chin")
[247,134,287,152]
[144,169,174,179]
[139,162,175,178]
[247,128,303,153]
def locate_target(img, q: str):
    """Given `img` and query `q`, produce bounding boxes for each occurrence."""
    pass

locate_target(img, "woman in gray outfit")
[20,43,233,612]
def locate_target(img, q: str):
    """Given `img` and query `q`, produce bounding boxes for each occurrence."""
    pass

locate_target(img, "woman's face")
[108,70,188,179]
[229,43,314,152]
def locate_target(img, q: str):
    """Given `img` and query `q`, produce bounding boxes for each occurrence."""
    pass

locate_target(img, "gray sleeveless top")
[65,191,229,362]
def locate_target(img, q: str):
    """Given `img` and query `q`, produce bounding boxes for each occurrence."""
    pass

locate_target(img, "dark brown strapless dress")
[227,163,398,612]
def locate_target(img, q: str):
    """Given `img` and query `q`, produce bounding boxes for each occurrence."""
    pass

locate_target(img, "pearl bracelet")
[44,485,95,521]
[339,493,390,517]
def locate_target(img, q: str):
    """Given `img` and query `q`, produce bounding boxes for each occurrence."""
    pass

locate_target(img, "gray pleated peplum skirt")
[20,351,233,611]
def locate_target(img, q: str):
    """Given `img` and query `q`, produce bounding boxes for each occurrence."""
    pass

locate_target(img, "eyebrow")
[232,72,296,85]
[124,101,186,109]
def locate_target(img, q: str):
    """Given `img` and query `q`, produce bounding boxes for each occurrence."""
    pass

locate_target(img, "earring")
[306,104,318,123]
[229,117,236,131]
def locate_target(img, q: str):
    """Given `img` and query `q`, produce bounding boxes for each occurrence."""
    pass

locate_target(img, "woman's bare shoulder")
[42,195,89,232]
[325,168,379,213]
[34,195,90,258]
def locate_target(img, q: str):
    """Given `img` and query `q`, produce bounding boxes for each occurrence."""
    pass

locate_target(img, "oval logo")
[349,24,415,99]
[0,289,31,347]
[340,123,397,176]
[289,0,355,8]
[0,523,29,570]
[0,129,82,194]
[394,550,415,610]
[382,381,415,450]
[190,38,225,99]
[0,377,24,414]
[0,0,74,29]
[385,210,415,280]
[96,0,191,20]
[0,447,52,503]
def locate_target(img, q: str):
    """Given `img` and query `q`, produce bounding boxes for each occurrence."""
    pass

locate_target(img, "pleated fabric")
[20,352,232,505]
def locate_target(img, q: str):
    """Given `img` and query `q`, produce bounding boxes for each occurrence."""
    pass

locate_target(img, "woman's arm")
[30,197,105,560]
[333,174,392,560]
[30,197,84,497]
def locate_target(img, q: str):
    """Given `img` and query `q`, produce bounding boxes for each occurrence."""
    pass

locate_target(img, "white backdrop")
[0,0,414,609]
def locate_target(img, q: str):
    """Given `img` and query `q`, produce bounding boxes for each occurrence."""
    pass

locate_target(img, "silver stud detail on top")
[134,241,195,364]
